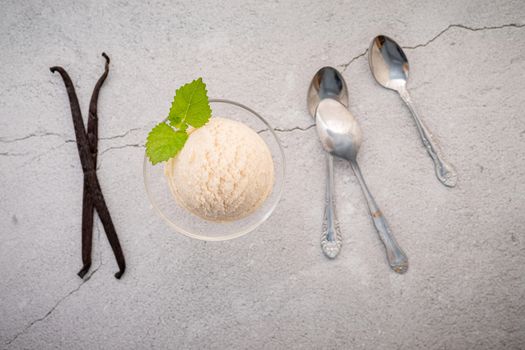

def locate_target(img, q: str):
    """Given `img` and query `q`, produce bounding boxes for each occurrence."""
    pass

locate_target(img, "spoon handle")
[398,88,458,187]
[350,161,408,273]
[321,154,342,258]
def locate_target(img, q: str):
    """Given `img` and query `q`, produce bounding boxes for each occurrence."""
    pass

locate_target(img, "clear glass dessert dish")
[144,99,285,241]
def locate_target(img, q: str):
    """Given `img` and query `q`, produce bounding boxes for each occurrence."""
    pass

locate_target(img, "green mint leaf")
[178,122,188,131]
[146,122,188,164]
[168,77,211,128]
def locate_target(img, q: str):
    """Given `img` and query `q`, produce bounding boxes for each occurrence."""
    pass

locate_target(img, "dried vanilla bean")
[78,53,110,278]
[51,60,126,279]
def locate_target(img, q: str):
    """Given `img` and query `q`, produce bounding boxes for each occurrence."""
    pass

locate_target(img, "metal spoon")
[307,67,348,258]
[316,98,409,273]
[369,35,458,187]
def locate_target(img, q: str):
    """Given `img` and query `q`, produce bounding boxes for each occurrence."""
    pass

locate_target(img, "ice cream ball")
[165,117,274,221]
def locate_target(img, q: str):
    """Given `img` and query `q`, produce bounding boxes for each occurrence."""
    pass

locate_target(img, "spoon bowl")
[307,66,348,118]
[315,98,362,161]
[369,35,409,92]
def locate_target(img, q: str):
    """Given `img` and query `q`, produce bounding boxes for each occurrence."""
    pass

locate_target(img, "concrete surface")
[1,0,524,349]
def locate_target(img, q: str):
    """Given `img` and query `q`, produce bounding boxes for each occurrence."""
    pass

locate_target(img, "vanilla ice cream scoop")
[165,117,274,221]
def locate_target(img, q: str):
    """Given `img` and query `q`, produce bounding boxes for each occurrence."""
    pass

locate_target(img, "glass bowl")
[144,99,285,241]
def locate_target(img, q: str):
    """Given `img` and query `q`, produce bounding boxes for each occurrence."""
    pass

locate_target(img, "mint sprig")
[146,78,211,164]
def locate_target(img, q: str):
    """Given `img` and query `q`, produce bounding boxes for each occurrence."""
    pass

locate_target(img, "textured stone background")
[1,0,524,349]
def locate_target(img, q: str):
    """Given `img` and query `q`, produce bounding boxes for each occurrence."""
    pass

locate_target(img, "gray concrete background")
[1,0,524,349]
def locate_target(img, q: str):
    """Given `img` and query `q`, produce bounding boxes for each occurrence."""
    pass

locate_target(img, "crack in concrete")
[0,151,31,157]
[4,260,103,347]
[258,124,315,134]
[1,126,143,145]
[275,124,316,132]
[339,22,525,72]
[0,132,65,143]
[99,127,142,141]
[404,23,525,50]
[340,49,368,72]
[18,140,75,167]
[98,143,144,157]
[96,143,145,170]
[5,124,307,161]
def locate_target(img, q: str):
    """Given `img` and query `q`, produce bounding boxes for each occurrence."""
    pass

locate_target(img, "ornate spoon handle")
[398,87,457,187]
[321,154,342,258]
[350,160,408,273]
